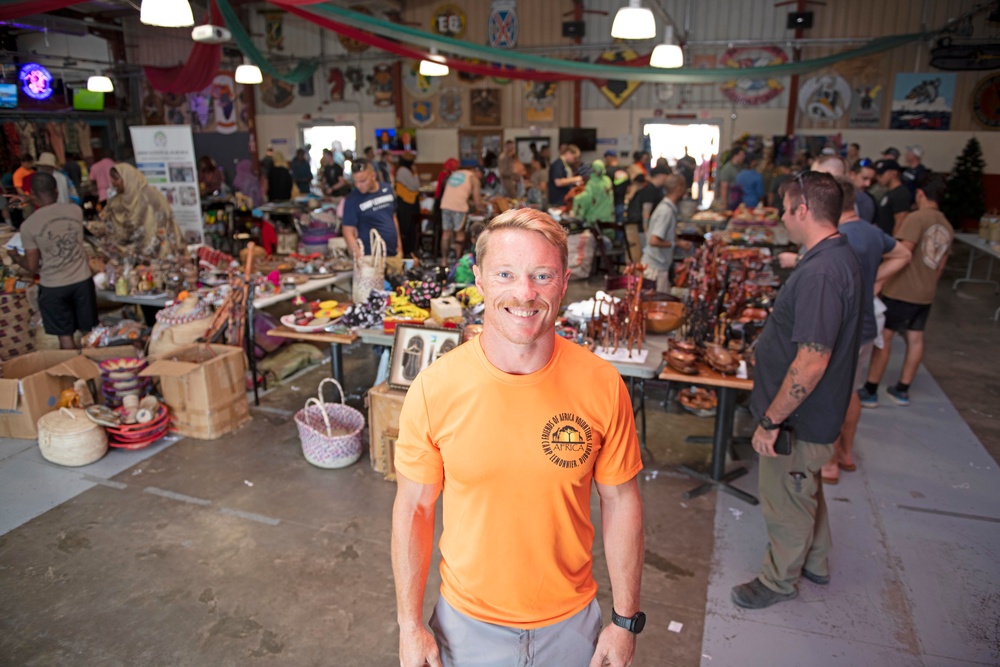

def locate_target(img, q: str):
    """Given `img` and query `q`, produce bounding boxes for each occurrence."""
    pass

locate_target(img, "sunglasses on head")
[858,158,873,168]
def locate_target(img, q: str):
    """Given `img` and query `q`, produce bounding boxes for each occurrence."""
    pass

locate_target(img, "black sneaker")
[731,578,797,609]
[801,569,830,586]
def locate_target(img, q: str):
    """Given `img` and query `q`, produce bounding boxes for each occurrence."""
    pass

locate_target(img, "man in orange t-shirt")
[13,154,35,196]
[392,209,645,667]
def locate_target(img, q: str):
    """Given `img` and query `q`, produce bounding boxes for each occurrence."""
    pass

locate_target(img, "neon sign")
[19,63,54,101]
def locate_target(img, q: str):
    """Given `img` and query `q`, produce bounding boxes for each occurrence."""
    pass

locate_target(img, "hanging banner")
[593,48,642,108]
[212,72,239,134]
[848,83,883,128]
[890,73,955,130]
[972,73,1000,128]
[261,10,285,51]
[525,81,556,123]
[488,0,518,49]
[129,125,204,245]
[719,45,787,106]
[431,3,466,39]
[798,74,851,121]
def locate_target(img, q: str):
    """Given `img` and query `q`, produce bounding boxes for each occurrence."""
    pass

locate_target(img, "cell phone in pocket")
[774,426,795,456]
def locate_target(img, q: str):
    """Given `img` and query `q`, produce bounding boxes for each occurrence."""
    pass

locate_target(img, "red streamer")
[0,0,86,21]
[142,1,224,94]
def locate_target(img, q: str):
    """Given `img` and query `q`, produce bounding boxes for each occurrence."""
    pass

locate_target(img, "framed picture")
[388,325,462,391]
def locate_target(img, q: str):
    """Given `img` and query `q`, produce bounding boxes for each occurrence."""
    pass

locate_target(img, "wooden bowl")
[644,301,686,334]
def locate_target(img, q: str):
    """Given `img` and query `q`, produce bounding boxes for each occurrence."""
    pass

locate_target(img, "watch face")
[634,612,646,633]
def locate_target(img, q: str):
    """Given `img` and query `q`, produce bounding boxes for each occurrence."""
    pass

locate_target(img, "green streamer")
[299,1,934,84]
[216,0,317,84]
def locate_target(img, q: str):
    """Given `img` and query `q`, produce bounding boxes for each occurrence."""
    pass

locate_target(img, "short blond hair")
[563,144,581,159]
[476,209,568,270]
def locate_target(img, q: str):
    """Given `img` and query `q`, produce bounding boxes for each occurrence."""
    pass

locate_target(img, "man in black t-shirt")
[731,171,862,610]
[901,145,928,196]
[624,166,669,262]
[873,159,912,235]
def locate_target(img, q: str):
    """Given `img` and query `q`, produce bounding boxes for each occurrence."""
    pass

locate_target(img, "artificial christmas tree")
[942,137,986,230]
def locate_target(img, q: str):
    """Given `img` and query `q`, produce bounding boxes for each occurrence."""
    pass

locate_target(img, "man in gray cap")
[901,145,928,195]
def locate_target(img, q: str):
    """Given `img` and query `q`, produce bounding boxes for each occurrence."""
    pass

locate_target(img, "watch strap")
[611,608,645,634]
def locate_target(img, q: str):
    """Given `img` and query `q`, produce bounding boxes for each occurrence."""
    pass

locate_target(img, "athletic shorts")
[441,209,467,232]
[429,596,602,667]
[39,278,99,336]
[882,296,931,332]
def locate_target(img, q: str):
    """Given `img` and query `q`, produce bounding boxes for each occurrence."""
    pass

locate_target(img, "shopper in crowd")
[735,156,764,207]
[571,158,614,227]
[35,152,78,204]
[605,151,629,224]
[377,149,394,184]
[547,144,584,207]
[860,175,953,409]
[716,147,746,210]
[850,158,878,223]
[901,145,928,196]
[89,154,116,205]
[198,156,226,196]
[97,163,186,258]
[7,173,96,350]
[872,159,912,235]
[675,151,696,192]
[320,151,350,197]
[266,151,293,202]
[624,166,669,262]
[394,153,422,258]
[767,159,793,214]
[626,151,647,182]
[867,147,900,204]
[260,147,274,181]
[341,159,400,259]
[393,208,644,667]
[694,155,712,207]
[818,177,911,484]
[13,154,34,196]
[527,157,548,208]
[0,182,12,226]
[641,174,690,294]
[732,171,862,610]
[439,165,483,264]
[497,140,520,199]
[290,148,313,195]
[538,144,552,169]
[846,143,861,168]
[62,153,83,189]
[233,159,263,207]
[478,151,502,199]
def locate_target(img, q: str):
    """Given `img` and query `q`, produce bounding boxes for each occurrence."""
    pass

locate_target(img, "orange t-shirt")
[395,334,642,629]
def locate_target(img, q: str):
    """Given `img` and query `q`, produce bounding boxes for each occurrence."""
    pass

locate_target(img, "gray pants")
[429,596,602,667]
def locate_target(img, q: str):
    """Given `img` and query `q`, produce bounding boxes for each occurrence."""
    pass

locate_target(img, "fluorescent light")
[235,63,263,84]
[87,75,114,92]
[611,0,656,40]
[419,51,449,77]
[140,0,194,28]
[650,26,683,68]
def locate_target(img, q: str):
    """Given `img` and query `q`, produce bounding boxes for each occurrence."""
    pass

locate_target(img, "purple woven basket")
[293,379,364,469]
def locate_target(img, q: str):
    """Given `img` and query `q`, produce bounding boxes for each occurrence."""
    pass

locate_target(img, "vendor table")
[264,327,358,387]
[354,327,666,460]
[951,234,1000,321]
[659,364,758,505]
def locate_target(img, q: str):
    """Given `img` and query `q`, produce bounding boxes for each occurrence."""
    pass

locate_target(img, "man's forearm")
[600,479,644,617]
[764,345,831,423]
[342,226,360,257]
[391,493,436,630]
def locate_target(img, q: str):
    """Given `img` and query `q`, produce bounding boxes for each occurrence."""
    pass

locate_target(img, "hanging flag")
[488,0,518,49]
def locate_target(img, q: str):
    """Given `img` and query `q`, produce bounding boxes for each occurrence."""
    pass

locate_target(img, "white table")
[951,234,1000,321]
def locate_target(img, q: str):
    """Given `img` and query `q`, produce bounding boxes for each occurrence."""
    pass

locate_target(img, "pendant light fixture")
[140,0,194,28]
[611,0,656,40]
[650,26,684,68]
[235,59,263,84]
[87,74,114,93]
[419,50,449,77]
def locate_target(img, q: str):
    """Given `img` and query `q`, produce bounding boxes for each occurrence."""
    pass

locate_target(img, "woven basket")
[37,408,108,467]
[149,301,214,357]
[294,378,365,469]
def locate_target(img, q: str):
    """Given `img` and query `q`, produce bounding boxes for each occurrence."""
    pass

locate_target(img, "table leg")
[330,343,344,386]
[680,386,758,505]
[953,247,1000,293]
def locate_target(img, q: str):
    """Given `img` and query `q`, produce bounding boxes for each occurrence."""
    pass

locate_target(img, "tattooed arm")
[752,342,832,457]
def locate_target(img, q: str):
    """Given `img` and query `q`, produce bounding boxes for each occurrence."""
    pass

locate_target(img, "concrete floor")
[0,243,997,666]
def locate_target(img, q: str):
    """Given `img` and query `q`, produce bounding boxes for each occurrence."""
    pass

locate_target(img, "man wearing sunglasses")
[732,171,863,609]
[341,159,401,259]
[850,158,878,224]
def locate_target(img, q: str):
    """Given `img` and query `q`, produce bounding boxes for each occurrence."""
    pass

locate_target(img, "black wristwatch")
[759,415,782,431]
[611,608,646,634]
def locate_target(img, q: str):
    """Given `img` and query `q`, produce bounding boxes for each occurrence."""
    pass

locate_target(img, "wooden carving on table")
[589,263,646,356]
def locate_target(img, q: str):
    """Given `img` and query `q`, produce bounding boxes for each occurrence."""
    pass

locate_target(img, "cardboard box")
[366,381,407,481]
[0,345,135,439]
[140,344,250,440]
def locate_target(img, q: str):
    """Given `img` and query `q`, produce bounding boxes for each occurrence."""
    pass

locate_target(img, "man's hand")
[589,623,636,667]
[752,425,779,458]
[399,625,442,667]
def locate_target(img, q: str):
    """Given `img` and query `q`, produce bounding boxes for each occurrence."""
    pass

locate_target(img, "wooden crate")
[366,382,407,481]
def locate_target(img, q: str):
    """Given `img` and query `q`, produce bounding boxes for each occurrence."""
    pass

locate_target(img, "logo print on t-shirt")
[541,413,593,469]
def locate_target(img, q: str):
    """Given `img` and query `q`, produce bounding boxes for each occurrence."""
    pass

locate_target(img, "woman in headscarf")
[267,151,293,201]
[233,159,263,207]
[99,163,186,258]
[572,159,615,225]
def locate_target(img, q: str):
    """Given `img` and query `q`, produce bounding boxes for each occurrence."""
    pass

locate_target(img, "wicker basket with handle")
[294,378,365,469]
[37,408,109,467]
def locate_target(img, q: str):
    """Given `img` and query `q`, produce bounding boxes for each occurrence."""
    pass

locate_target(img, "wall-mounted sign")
[890,72,955,131]
[798,74,851,121]
[20,63,54,101]
[718,45,787,106]
[972,74,1000,128]
[432,4,466,39]
[848,83,882,128]
[593,48,642,109]
[488,0,518,49]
